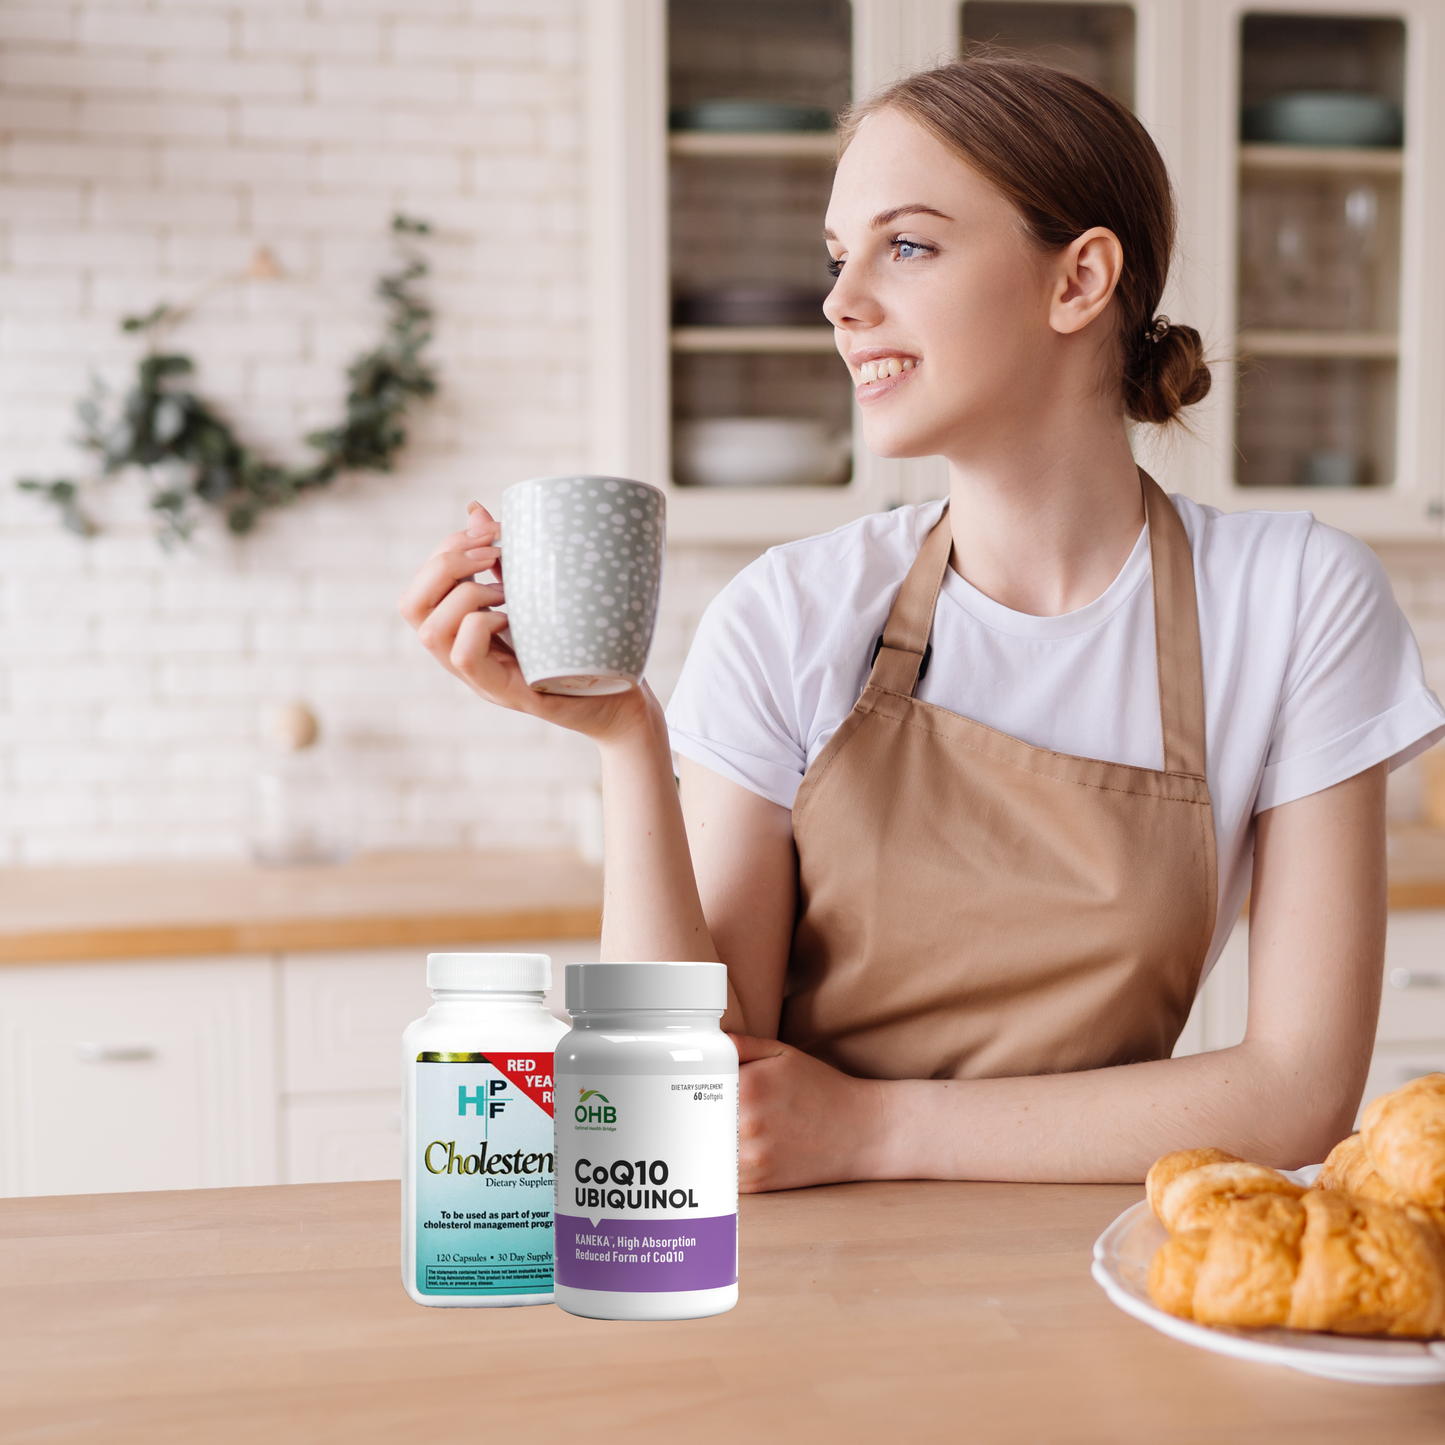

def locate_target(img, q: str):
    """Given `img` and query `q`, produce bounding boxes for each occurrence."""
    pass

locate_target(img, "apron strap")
[1142,469,1207,780]
[867,505,954,696]
[867,471,1207,781]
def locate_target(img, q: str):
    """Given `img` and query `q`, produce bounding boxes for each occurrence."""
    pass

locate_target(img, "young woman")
[400,60,1444,1190]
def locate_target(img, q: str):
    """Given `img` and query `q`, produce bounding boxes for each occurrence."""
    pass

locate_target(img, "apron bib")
[782,472,1218,1081]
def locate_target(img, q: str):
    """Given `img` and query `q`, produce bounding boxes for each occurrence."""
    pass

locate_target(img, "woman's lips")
[854,360,920,404]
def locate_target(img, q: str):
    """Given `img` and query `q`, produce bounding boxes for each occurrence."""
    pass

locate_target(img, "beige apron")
[782,472,1217,1081]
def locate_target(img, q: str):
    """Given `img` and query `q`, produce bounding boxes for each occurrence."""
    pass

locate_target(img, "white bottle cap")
[427,953,551,992]
[564,960,727,1012]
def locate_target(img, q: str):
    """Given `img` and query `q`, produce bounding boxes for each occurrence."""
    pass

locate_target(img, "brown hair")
[840,58,1211,425]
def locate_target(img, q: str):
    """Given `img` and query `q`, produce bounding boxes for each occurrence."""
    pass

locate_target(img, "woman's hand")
[733,1034,892,1192]
[397,502,649,744]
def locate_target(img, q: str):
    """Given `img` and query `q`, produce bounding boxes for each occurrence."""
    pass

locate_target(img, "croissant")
[1145,1147,1241,1220]
[1360,1073,1445,1209]
[1318,1078,1445,1237]
[1146,1076,1445,1338]
[1154,1159,1304,1235]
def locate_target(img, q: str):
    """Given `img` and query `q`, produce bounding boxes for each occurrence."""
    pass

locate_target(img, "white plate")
[1091,1174,1445,1385]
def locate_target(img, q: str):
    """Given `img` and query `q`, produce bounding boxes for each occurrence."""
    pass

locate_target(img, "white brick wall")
[0,0,759,866]
[0,4,1440,866]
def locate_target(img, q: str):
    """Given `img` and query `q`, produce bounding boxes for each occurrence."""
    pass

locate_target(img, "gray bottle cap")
[564,960,727,1012]
[427,953,550,991]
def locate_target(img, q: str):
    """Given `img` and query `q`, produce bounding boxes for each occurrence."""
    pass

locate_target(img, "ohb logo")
[575,1087,616,1125]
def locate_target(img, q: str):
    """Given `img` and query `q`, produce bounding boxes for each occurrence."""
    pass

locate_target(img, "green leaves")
[18,214,438,546]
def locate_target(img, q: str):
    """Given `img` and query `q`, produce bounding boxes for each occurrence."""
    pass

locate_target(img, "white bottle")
[401,953,568,1308]
[553,961,738,1321]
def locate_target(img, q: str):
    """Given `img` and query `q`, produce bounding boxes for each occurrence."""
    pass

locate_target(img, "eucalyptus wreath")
[18,214,438,545]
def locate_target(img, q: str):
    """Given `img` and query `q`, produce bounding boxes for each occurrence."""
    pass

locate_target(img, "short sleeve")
[664,556,809,810]
[1254,522,1445,813]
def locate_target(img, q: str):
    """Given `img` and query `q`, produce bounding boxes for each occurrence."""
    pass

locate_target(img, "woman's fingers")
[414,578,502,659]
[466,502,504,583]
[450,608,525,700]
[399,544,500,629]
[466,500,497,539]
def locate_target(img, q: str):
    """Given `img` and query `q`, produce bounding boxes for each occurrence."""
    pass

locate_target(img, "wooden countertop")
[3,823,1444,967]
[0,849,602,963]
[1,1180,1441,1443]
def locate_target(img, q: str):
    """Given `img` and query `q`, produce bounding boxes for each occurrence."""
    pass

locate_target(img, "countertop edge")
[0,906,603,965]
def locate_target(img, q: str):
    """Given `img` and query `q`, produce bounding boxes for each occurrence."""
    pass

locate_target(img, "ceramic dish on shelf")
[670,99,833,133]
[1242,92,1403,147]
[674,417,850,489]
[673,284,830,328]
[1091,1171,1445,1385]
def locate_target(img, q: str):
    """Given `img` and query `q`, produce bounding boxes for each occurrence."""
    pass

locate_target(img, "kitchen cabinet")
[0,941,599,1197]
[278,940,594,1186]
[0,958,277,1197]
[589,0,1445,544]
[1183,0,1445,539]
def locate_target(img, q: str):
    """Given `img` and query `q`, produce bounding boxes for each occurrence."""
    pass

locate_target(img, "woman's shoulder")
[1171,493,1384,600]
[747,499,949,604]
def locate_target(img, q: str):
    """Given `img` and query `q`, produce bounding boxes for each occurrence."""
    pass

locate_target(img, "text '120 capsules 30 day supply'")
[553,961,739,1321]
[401,953,567,1307]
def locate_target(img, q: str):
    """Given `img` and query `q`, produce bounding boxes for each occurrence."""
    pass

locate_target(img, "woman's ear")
[1049,226,1124,336]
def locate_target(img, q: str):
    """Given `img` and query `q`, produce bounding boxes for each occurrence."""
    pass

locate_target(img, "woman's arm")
[397,506,786,1019]
[736,761,1388,1189]
[678,759,796,1038]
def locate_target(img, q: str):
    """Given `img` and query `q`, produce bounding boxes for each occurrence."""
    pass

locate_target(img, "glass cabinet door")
[667,1,854,493]
[1233,13,1405,493]
[961,2,1137,108]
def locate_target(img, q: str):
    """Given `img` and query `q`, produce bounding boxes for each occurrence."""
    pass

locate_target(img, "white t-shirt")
[665,494,1445,978]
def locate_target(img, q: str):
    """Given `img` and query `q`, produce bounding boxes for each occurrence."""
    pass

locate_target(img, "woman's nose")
[822,267,882,330]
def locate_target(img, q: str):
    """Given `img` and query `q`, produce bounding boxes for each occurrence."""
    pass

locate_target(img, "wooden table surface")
[0,848,602,963]
[4,1181,1445,1444]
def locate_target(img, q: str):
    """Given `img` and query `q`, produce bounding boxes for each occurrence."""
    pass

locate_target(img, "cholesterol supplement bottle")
[553,960,738,1320]
[401,953,567,1308]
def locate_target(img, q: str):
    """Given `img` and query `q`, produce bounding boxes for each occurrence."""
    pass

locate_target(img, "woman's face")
[823,108,1099,461]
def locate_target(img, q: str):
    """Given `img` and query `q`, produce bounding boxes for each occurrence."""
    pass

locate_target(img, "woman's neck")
[942,406,1145,618]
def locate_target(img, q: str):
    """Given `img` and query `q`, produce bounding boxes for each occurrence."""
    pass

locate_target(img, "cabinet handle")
[75,1042,158,1063]
[1389,968,1445,990]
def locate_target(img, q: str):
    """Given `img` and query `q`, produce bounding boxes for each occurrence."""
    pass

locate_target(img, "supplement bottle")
[402,952,567,1307]
[553,960,738,1320]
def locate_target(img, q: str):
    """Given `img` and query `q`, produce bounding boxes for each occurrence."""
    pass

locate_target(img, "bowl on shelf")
[1242,92,1403,147]
[1298,449,1365,488]
[674,417,851,488]
[670,99,834,133]
[674,284,831,328]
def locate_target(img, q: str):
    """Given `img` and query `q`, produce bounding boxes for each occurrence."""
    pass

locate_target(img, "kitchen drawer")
[284,1095,402,1184]
[0,957,277,1197]
[1378,910,1445,1041]
[280,938,598,1094]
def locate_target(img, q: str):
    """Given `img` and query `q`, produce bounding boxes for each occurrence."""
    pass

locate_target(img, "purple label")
[554,1213,737,1292]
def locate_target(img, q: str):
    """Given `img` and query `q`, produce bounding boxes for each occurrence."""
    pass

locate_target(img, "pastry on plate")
[1155,1160,1305,1235]
[1360,1073,1445,1210]
[1148,1189,1445,1337]
[1145,1147,1241,1220]
[1192,1194,1306,1329]
[1289,1189,1445,1338]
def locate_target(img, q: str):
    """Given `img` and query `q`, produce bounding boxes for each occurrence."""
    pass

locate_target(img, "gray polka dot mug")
[498,474,666,696]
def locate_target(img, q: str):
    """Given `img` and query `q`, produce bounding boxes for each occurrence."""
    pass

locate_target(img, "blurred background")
[1,0,1443,1198]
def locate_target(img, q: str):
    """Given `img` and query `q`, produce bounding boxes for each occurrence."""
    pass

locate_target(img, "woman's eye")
[826,256,844,278]
[893,239,933,261]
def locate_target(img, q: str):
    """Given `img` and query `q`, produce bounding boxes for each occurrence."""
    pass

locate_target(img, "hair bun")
[1125,318,1211,425]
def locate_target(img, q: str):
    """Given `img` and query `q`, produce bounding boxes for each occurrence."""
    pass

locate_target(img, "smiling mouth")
[856,357,918,383]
